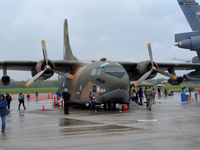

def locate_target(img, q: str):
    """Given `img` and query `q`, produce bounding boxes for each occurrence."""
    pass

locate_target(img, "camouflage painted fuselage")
[59,61,130,104]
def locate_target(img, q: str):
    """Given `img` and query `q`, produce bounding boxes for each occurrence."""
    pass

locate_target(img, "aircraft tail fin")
[63,19,77,61]
[178,0,200,31]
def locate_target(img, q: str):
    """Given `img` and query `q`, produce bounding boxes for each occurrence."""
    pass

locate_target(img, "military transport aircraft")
[175,0,200,59]
[1,19,200,109]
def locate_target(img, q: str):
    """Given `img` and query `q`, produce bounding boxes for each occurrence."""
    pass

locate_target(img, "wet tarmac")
[1,93,200,150]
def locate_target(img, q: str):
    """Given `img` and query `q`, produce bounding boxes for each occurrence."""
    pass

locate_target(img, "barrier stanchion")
[54,96,56,106]
[57,96,60,107]
[61,100,63,107]
[48,94,50,99]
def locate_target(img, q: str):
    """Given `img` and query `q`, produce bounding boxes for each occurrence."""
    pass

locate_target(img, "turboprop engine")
[168,76,184,85]
[31,60,55,80]
[136,60,158,80]
[1,75,10,86]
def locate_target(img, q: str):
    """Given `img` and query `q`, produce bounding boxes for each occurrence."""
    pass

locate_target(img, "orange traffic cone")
[42,105,45,111]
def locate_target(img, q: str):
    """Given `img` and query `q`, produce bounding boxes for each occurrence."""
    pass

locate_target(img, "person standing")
[27,94,30,102]
[18,92,26,110]
[88,90,94,111]
[164,88,167,97]
[62,88,71,114]
[194,91,198,102]
[157,87,161,98]
[138,87,143,105]
[198,88,200,99]
[153,88,156,104]
[0,94,8,133]
[5,93,12,110]
[56,90,61,104]
[35,91,39,102]
[145,87,154,111]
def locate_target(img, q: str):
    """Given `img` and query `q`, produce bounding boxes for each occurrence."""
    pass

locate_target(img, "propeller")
[133,43,177,87]
[25,40,74,87]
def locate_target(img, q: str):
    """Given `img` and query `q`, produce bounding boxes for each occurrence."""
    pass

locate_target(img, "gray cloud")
[0,0,196,80]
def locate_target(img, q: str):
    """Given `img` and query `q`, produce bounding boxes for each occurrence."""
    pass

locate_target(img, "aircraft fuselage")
[59,61,130,105]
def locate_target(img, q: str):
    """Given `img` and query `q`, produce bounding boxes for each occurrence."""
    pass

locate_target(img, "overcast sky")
[0,0,196,81]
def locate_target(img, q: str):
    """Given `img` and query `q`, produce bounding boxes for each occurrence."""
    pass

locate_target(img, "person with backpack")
[18,92,26,110]
[0,94,8,133]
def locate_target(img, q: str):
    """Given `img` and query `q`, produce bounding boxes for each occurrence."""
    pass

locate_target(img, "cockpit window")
[104,67,125,78]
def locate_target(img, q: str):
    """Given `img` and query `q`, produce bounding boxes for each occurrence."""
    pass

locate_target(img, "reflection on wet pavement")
[1,93,200,150]
[59,118,100,126]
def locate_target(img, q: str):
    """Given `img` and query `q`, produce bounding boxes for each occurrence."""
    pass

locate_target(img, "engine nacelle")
[192,56,200,63]
[168,76,183,85]
[187,71,200,78]
[176,35,200,50]
[136,60,158,79]
[1,75,10,86]
[31,60,55,80]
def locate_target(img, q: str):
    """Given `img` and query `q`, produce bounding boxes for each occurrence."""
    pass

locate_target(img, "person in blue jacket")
[0,94,8,133]
[138,87,144,105]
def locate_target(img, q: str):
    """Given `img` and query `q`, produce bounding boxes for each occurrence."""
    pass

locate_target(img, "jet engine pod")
[176,35,200,50]
[168,76,183,85]
[187,71,200,78]
[32,60,55,80]
[136,60,158,79]
[1,75,10,86]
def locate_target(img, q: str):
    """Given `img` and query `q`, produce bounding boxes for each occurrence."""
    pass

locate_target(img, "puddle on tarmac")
[59,118,100,126]
[60,123,145,133]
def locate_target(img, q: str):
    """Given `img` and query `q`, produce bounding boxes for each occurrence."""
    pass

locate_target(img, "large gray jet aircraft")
[175,0,200,62]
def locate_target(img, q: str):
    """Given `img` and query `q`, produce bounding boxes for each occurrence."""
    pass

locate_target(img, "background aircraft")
[175,0,200,61]
[1,19,200,109]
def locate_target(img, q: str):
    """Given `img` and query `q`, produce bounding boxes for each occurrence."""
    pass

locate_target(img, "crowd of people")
[1,86,200,133]
[131,86,176,111]
[0,88,71,134]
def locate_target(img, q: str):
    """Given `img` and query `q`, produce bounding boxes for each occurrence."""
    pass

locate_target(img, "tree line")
[0,80,59,89]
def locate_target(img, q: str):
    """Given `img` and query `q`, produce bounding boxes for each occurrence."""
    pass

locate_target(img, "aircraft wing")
[0,60,86,71]
[118,61,200,80]
[0,61,37,71]
[156,62,200,70]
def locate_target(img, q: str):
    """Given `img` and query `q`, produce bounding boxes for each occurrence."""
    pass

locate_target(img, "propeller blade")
[41,40,48,66]
[157,69,176,79]
[133,43,155,87]
[25,70,46,87]
[147,43,154,67]
[133,69,152,87]
[54,70,74,79]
